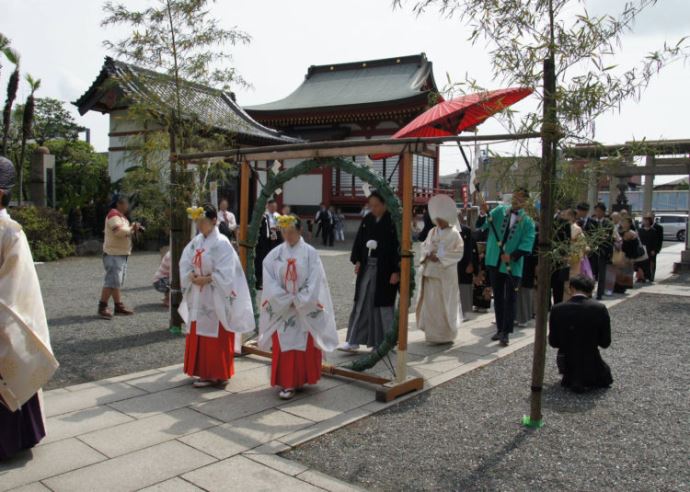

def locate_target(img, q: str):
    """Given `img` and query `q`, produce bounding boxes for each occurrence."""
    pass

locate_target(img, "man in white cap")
[416,194,464,344]
[0,155,59,458]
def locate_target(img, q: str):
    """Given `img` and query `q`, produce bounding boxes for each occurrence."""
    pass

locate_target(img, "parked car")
[655,214,688,242]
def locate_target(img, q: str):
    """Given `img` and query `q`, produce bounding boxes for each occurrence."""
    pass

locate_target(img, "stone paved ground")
[38,241,355,389]
[2,243,684,491]
[285,289,690,492]
[1,267,538,491]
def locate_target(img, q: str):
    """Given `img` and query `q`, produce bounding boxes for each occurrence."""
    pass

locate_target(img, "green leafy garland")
[243,156,414,372]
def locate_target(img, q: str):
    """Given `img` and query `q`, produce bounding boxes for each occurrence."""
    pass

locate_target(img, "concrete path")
[1,244,684,492]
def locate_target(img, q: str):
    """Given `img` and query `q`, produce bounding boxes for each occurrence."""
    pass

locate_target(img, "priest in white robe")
[179,205,255,388]
[259,214,338,400]
[416,194,464,344]
[0,156,59,458]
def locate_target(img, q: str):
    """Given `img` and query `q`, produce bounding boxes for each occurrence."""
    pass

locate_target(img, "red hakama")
[184,322,235,380]
[271,332,322,389]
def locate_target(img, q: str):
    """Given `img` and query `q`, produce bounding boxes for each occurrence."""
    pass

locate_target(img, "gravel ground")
[38,240,355,389]
[285,291,690,491]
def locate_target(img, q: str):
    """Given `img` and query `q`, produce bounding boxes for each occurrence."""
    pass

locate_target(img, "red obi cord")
[285,258,298,294]
[193,248,205,290]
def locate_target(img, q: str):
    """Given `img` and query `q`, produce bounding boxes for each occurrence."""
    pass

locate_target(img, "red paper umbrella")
[371,87,533,160]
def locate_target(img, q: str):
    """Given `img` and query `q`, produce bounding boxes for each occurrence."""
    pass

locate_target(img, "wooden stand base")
[375,376,424,403]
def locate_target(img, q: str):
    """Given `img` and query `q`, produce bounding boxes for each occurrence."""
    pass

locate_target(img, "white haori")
[258,238,338,352]
[0,211,58,411]
[179,227,255,350]
[416,225,464,342]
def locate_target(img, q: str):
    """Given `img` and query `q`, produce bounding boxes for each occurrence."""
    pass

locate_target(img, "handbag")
[612,249,626,267]
[579,256,594,279]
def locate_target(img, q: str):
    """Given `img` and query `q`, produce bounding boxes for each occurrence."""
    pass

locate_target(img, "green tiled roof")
[246,54,437,114]
[75,57,297,145]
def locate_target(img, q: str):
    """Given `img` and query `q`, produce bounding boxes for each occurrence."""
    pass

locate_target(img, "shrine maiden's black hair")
[203,204,218,220]
[290,214,302,230]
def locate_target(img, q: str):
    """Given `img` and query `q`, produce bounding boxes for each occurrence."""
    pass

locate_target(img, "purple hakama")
[0,393,46,460]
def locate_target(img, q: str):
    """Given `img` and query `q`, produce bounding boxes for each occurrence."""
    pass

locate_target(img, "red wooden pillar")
[322,165,332,205]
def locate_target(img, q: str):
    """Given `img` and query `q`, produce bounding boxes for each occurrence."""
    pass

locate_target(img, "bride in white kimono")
[179,205,255,388]
[259,215,338,400]
[416,194,464,344]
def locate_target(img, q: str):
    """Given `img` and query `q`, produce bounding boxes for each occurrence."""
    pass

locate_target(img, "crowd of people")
[1,142,668,459]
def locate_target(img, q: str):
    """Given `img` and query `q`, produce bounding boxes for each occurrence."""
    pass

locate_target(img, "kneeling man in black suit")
[548,275,613,393]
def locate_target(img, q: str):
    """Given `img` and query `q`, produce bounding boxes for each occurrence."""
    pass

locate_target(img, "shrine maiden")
[259,215,338,400]
[179,205,254,388]
[0,156,59,458]
[416,194,464,343]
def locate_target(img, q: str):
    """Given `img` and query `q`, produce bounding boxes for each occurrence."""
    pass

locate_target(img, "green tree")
[17,74,40,204]
[14,98,82,145]
[1,45,19,155]
[101,0,251,329]
[397,0,689,425]
[44,139,110,211]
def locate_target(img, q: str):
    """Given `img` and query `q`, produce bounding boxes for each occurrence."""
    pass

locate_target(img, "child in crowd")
[153,250,171,307]
[472,242,492,313]
[334,207,345,241]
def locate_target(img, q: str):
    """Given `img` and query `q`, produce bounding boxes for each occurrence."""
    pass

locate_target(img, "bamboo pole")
[395,149,413,383]
[527,56,557,428]
[238,160,250,271]
[168,127,185,331]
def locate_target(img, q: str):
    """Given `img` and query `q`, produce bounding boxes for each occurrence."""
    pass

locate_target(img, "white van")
[655,214,688,242]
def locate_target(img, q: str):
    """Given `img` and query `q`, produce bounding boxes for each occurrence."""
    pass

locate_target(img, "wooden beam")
[175,133,541,163]
[244,144,409,161]
[240,344,391,386]
[565,139,690,158]
[375,377,424,403]
[611,162,690,177]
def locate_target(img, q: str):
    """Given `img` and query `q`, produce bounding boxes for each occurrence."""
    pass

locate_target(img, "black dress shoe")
[499,335,509,347]
[491,332,501,341]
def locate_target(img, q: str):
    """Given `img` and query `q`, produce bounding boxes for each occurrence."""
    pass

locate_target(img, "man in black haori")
[340,191,400,352]
[254,199,282,289]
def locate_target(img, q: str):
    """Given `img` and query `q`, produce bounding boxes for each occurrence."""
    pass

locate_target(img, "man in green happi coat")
[476,187,536,346]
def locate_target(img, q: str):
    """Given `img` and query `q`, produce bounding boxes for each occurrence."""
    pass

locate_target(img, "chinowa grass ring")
[276,214,298,230]
[187,206,204,220]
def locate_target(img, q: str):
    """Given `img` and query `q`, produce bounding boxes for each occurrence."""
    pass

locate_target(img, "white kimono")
[416,225,464,343]
[258,238,338,353]
[179,227,255,352]
[0,210,58,411]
